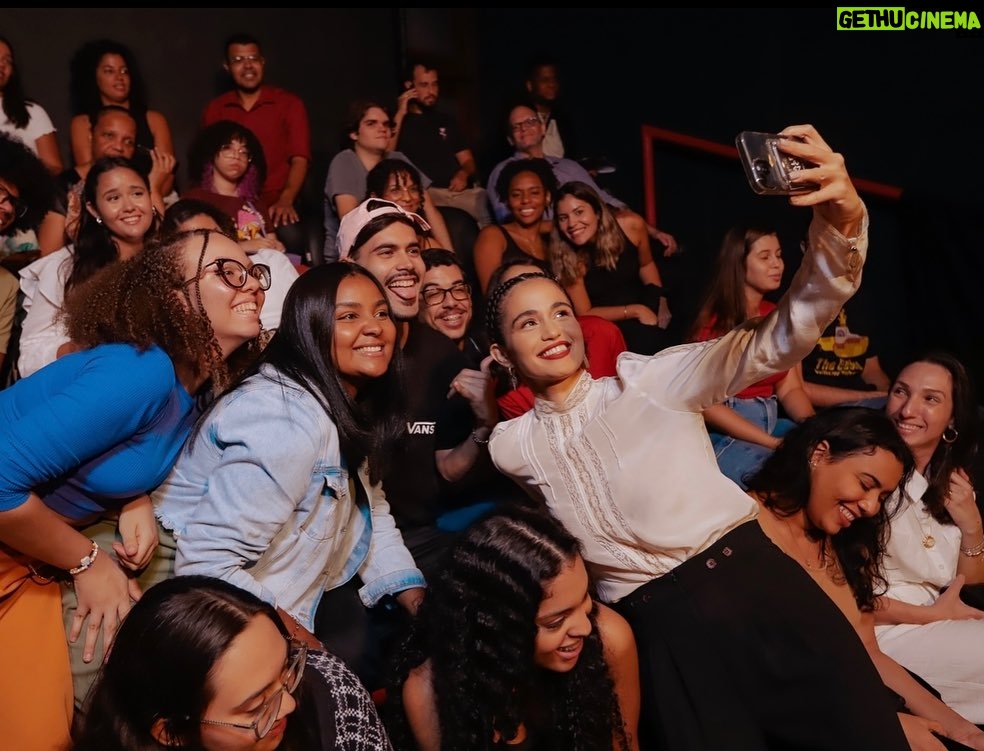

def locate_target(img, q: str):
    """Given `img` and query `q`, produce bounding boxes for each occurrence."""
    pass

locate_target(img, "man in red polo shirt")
[201,32,312,257]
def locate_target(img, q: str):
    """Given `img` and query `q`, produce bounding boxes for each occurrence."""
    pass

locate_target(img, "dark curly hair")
[385,502,629,750]
[186,120,266,203]
[493,156,558,207]
[66,156,160,292]
[890,350,979,525]
[0,132,57,233]
[62,229,249,392]
[69,39,150,125]
[746,406,915,611]
[73,575,318,751]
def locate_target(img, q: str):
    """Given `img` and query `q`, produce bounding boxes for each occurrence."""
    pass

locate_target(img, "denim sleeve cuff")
[358,567,426,608]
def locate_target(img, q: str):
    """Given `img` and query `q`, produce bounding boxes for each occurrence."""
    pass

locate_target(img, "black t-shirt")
[800,298,881,391]
[396,108,468,188]
[383,321,472,527]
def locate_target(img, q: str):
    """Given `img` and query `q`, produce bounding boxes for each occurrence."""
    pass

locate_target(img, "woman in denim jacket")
[156,262,425,654]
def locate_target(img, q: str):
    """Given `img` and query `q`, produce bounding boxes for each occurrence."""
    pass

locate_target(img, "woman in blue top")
[0,227,267,749]
[155,261,426,657]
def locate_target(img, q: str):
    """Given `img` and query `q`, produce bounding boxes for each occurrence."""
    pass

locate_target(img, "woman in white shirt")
[0,36,63,175]
[876,351,984,724]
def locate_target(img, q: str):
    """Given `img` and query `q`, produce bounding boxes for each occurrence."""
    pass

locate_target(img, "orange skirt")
[0,549,73,751]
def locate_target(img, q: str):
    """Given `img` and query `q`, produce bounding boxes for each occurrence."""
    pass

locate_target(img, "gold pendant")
[923,535,936,549]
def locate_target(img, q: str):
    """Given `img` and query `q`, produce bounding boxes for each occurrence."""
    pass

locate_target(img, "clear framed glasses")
[422,282,471,307]
[183,258,272,291]
[0,185,28,219]
[510,116,541,133]
[201,643,307,740]
[219,145,252,162]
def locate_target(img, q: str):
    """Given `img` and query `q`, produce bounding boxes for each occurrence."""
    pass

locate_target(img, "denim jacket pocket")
[298,470,348,542]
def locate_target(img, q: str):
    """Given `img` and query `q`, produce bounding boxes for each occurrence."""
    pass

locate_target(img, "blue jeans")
[709,395,795,490]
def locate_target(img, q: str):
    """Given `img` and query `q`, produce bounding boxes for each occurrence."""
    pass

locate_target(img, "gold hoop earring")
[942,426,958,444]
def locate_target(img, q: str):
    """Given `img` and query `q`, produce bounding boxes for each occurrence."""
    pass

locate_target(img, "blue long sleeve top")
[0,343,195,520]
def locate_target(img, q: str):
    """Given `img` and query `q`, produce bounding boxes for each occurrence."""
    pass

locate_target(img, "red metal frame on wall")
[640,125,902,228]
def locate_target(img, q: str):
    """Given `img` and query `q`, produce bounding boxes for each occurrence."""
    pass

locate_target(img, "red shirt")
[694,300,787,399]
[201,86,311,205]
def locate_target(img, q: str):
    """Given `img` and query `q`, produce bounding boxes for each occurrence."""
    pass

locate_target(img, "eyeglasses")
[384,184,421,198]
[201,643,306,740]
[183,258,272,291]
[229,54,262,66]
[219,145,252,162]
[422,282,471,307]
[510,116,541,133]
[0,185,27,219]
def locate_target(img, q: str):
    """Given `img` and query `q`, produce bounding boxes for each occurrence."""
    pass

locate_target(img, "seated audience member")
[551,180,672,356]
[316,200,496,689]
[161,198,297,332]
[0,266,16,378]
[876,351,984,725]
[386,502,640,751]
[201,33,313,260]
[366,158,442,250]
[0,229,264,746]
[473,156,557,296]
[0,130,57,251]
[391,57,492,228]
[483,125,917,750]
[799,296,891,409]
[487,257,627,420]
[749,408,984,751]
[524,56,581,163]
[38,105,175,256]
[155,261,424,676]
[72,575,391,751]
[689,223,815,488]
[322,99,453,263]
[485,98,677,254]
[68,38,176,198]
[183,119,287,253]
[19,156,161,377]
[0,35,63,175]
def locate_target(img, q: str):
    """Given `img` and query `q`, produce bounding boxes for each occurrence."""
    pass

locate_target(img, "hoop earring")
[942,426,958,444]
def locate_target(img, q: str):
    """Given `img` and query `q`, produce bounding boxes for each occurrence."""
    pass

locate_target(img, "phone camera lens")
[753,160,771,179]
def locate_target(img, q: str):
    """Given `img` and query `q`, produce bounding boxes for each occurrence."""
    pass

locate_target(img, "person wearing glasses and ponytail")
[0,229,265,748]
[73,575,391,751]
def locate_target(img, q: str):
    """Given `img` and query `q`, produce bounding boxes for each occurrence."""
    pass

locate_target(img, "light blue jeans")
[709,395,796,490]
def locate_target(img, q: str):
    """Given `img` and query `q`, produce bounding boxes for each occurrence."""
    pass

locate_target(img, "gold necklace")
[782,516,830,570]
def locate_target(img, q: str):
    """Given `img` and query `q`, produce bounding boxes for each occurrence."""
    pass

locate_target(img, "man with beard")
[315,199,500,688]
[391,58,491,229]
[201,33,312,257]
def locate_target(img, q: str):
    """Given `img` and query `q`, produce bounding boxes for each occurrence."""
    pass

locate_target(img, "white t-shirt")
[0,97,57,154]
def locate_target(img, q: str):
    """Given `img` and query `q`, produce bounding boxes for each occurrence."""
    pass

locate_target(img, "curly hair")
[0,132,57,233]
[68,156,160,293]
[69,39,150,121]
[186,120,266,204]
[73,575,318,751]
[550,181,625,285]
[62,229,244,392]
[493,157,558,207]
[365,158,424,210]
[385,503,628,751]
[746,407,915,611]
[689,224,778,341]
[891,350,979,525]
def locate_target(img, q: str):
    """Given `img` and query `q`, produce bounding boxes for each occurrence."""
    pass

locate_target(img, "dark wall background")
[4,8,982,388]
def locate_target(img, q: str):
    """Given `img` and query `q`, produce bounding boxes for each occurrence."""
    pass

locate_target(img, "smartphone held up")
[736,131,819,196]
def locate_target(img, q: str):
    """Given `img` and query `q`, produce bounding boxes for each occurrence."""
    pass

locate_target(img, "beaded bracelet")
[69,541,100,576]
[960,538,984,557]
[471,429,490,446]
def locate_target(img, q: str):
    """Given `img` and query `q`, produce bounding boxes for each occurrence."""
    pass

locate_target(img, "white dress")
[876,471,984,722]
[17,246,73,377]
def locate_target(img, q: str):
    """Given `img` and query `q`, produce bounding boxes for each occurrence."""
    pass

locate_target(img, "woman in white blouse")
[484,125,912,750]
[876,351,984,723]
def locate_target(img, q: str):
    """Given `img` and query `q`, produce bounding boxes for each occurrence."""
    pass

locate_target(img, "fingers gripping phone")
[736,131,819,195]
